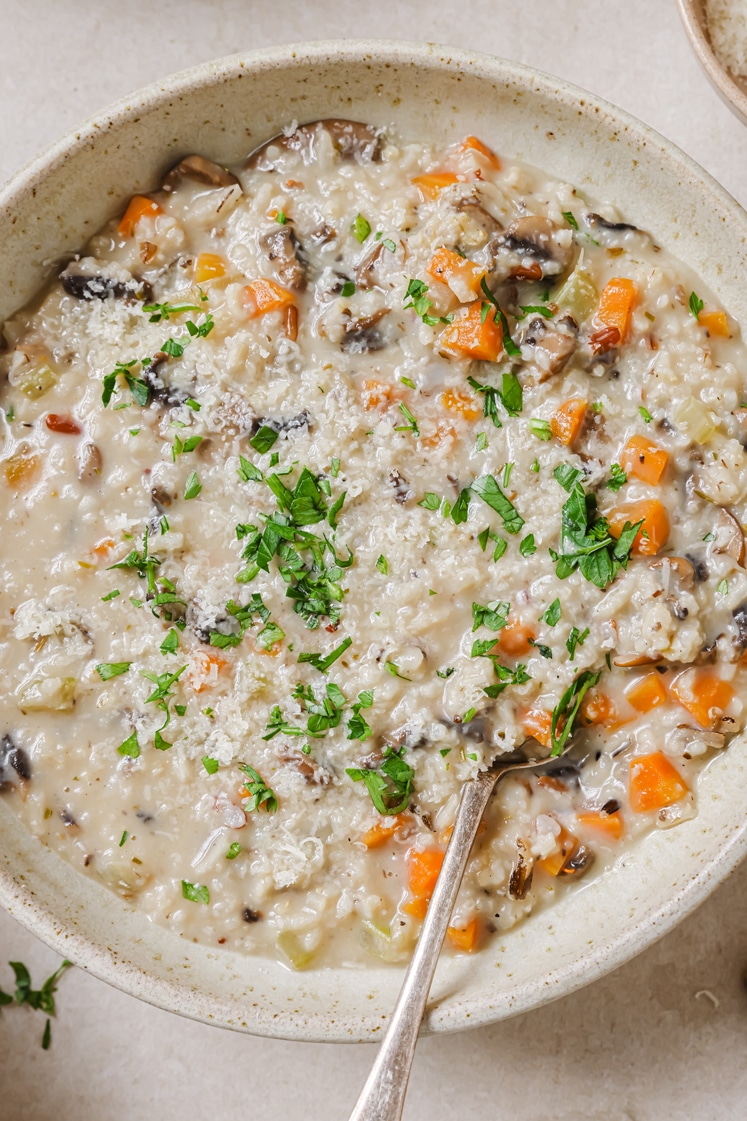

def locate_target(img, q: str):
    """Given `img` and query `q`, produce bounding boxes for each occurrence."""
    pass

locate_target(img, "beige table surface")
[1,1,747,1118]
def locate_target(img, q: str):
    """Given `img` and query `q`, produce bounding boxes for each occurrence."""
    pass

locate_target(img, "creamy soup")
[0,120,745,968]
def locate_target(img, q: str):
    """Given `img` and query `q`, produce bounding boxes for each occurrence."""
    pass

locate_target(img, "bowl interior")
[1,40,747,1041]
[677,0,747,124]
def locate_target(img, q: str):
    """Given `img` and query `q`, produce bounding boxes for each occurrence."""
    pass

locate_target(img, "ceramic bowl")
[1,40,746,1043]
[678,0,747,125]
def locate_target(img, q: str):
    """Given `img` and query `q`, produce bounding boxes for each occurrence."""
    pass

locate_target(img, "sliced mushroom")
[586,212,643,235]
[60,260,152,303]
[520,313,578,379]
[260,227,307,291]
[489,215,574,282]
[141,363,191,408]
[77,442,103,483]
[162,154,239,192]
[251,410,309,436]
[649,556,695,587]
[277,748,331,785]
[508,844,534,900]
[685,553,709,582]
[341,311,388,353]
[246,119,381,170]
[0,734,31,793]
[732,602,747,657]
[355,242,388,290]
[455,198,503,246]
[561,845,595,877]
[388,469,413,505]
[713,508,745,565]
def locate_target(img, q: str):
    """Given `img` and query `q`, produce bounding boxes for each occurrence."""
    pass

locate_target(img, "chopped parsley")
[226,842,241,860]
[566,626,589,661]
[385,660,411,681]
[298,635,352,673]
[520,534,536,557]
[395,402,420,436]
[403,278,452,327]
[550,669,601,756]
[160,629,179,655]
[184,470,202,500]
[347,690,374,741]
[717,578,729,595]
[436,667,455,679]
[330,457,341,478]
[472,600,510,632]
[562,211,579,230]
[467,370,522,426]
[542,598,562,627]
[689,291,704,319]
[606,463,628,492]
[471,475,524,535]
[346,747,414,815]
[250,425,279,454]
[475,432,488,452]
[238,456,264,483]
[202,756,220,775]
[140,664,187,748]
[119,831,128,847]
[171,433,202,460]
[353,214,371,243]
[553,464,583,493]
[95,662,131,681]
[117,731,140,758]
[340,280,356,298]
[528,638,552,659]
[275,210,287,225]
[451,487,472,525]
[550,479,641,589]
[376,554,389,575]
[400,376,416,389]
[181,880,210,904]
[528,418,552,441]
[1,959,72,1050]
[639,405,652,423]
[238,763,278,813]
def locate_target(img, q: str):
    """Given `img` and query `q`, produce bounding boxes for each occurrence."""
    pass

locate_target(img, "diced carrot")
[551,398,588,446]
[520,708,553,749]
[597,277,637,342]
[536,774,568,792]
[361,379,398,409]
[407,848,444,899]
[427,247,485,299]
[580,691,620,728]
[539,824,578,876]
[194,253,226,283]
[698,309,730,338]
[440,821,487,845]
[625,672,669,713]
[189,650,228,692]
[440,301,503,362]
[629,751,690,812]
[670,669,735,729]
[4,452,41,490]
[576,809,624,841]
[498,617,536,657]
[45,414,82,435]
[91,536,116,560]
[608,499,670,555]
[447,917,481,952]
[362,816,403,849]
[460,136,501,170]
[242,279,295,317]
[413,172,460,199]
[440,387,482,421]
[619,435,669,485]
[420,422,457,449]
[403,895,429,920]
[118,195,161,238]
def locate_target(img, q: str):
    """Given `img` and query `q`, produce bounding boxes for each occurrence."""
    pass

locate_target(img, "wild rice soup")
[1,121,745,968]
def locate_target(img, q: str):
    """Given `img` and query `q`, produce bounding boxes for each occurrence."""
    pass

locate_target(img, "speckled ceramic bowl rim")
[1,39,746,1042]
[677,0,747,125]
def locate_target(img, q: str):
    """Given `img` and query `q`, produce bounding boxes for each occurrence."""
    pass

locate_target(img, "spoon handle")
[348,766,500,1121]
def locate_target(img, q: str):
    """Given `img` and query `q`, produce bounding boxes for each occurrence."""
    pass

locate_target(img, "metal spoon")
[348,740,572,1121]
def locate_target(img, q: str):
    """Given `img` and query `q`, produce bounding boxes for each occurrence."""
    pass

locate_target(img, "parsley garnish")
[549,479,642,589]
[298,635,352,673]
[520,534,536,557]
[403,279,452,327]
[347,690,374,741]
[184,470,201,500]
[472,600,510,632]
[553,464,583,493]
[250,425,279,454]
[689,291,704,319]
[160,629,179,655]
[353,214,371,242]
[181,880,210,904]
[550,670,601,756]
[562,211,579,230]
[376,554,388,575]
[385,660,411,681]
[117,731,140,758]
[171,433,202,460]
[381,238,397,253]
[226,842,241,860]
[451,487,472,525]
[2,959,72,1050]
[471,475,524,534]
[607,463,627,492]
[528,638,552,659]
[436,667,455,679]
[143,299,205,323]
[481,662,531,699]
[238,763,278,812]
[340,280,356,298]
[542,599,562,627]
[395,402,420,436]
[276,210,287,225]
[528,418,552,441]
[639,406,652,423]
[346,747,414,815]
[717,578,729,595]
[202,756,220,774]
[140,664,187,747]
[96,662,131,681]
[566,626,589,660]
[475,432,488,452]
[119,830,128,847]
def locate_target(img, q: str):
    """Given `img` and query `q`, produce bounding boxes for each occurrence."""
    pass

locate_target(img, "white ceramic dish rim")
[0,39,746,1042]
[677,0,747,125]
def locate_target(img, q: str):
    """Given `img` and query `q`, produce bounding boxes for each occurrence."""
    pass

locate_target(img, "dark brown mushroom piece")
[519,313,578,380]
[713,508,745,565]
[242,907,263,923]
[260,226,307,291]
[341,311,388,353]
[60,260,152,303]
[586,212,644,235]
[0,734,31,793]
[251,410,309,437]
[455,198,504,246]
[388,469,413,505]
[246,119,382,170]
[732,602,747,657]
[649,556,696,621]
[277,748,332,786]
[561,845,595,878]
[508,843,534,900]
[141,361,191,408]
[490,215,574,283]
[162,154,240,193]
[355,242,389,290]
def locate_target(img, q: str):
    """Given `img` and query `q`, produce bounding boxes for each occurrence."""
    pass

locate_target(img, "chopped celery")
[17,363,56,399]
[18,675,76,712]
[673,396,719,445]
[553,268,598,321]
[277,931,315,971]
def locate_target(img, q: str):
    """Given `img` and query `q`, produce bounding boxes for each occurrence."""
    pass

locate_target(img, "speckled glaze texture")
[677,0,747,125]
[0,40,746,1043]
